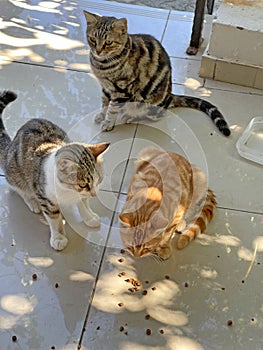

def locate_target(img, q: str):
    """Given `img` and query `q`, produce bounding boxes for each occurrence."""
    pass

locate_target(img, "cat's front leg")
[94,89,110,124]
[43,210,68,251]
[100,100,121,131]
[77,199,100,228]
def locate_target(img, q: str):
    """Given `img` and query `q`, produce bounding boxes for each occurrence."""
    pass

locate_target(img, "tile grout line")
[77,124,138,349]
[160,10,171,44]
[217,205,263,216]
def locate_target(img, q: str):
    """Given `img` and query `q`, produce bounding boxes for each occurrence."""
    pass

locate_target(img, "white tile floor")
[0,1,263,349]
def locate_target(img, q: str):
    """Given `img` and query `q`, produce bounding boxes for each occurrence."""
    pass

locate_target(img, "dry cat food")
[55,283,59,288]
[118,258,124,263]
[118,302,124,308]
[227,320,233,326]
[51,347,55,350]
[165,275,170,280]
[12,335,17,342]
[142,290,148,295]
[145,314,150,320]
[119,326,124,332]
[184,282,189,288]
[146,329,152,335]
[125,277,142,292]
[32,273,37,280]
[160,329,165,334]
[120,249,126,254]
[118,272,126,277]
[151,287,156,291]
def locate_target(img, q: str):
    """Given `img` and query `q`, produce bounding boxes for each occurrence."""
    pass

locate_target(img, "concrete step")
[200,0,263,89]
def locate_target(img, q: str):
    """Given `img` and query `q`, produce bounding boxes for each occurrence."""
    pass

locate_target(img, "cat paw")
[176,219,186,232]
[176,235,190,250]
[50,234,68,251]
[26,198,41,214]
[94,112,105,124]
[101,120,115,132]
[84,213,101,228]
[121,114,133,124]
[155,245,172,260]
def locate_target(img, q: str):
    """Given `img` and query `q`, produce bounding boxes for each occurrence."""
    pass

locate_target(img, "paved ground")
[107,0,222,12]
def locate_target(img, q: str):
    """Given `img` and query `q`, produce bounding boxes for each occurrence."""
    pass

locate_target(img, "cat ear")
[119,212,133,227]
[88,142,110,159]
[83,11,100,25]
[112,18,127,34]
[149,212,168,232]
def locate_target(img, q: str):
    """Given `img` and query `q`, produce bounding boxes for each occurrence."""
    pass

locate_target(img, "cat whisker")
[151,253,164,263]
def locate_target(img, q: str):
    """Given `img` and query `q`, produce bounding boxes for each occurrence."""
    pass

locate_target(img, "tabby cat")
[83,11,230,136]
[119,147,216,260]
[0,90,109,250]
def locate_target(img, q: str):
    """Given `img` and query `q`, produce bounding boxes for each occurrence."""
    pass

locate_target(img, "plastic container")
[236,117,263,166]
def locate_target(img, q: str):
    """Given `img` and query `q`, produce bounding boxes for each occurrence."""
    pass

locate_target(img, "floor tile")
[162,12,213,60]
[205,78,263,95]
[81,208,263,350]
[0,0,90,71]
[0,176,115,350]
[171,57,204,87]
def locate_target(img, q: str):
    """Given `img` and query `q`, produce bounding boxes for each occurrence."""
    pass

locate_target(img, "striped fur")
[0,90,109,250]
[83,11,231,136]
[119,147,217,260]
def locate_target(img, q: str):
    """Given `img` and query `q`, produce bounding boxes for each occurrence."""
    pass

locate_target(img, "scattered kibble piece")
[145,314,150,320]
[51,346,55,350]
[241,280,245,283]
[227,320,233,326]
[142,290,148,295]
[160,329,164,334]
[118,272,126,277]
[118,258,124,263]
[146,329,152,335]
[124,331,128,335]
[128,287,136,293]
[119,326,124,332]
[32,273,37,280]
[118,302,124,307]
[165,275,170,280]
[55,283,59,288]
[12,335,17,342]
[221,287,225,291]
[184,282,189,288]
[96,326,100,330]
[251,318,255,322]
[145,280,149,284]
[151,287,156,291]
[120,249,125,254]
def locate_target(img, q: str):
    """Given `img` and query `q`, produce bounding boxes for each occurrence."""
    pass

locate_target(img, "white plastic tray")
[236,117,263,166]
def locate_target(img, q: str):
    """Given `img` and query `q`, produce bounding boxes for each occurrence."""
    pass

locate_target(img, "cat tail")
[176,189,217,249]
[0,90,17,167]
[166,94,231,137]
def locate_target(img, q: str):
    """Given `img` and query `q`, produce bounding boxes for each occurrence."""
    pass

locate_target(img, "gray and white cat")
[0,90,109,250]
[83,11,231,136]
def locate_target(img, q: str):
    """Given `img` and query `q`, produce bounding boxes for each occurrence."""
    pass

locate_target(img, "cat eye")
[105,40,113,45]
[78,183,91,190]
[89,36,96,43]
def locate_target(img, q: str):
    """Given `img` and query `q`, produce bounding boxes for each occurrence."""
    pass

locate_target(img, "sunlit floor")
[0,0,263,349]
